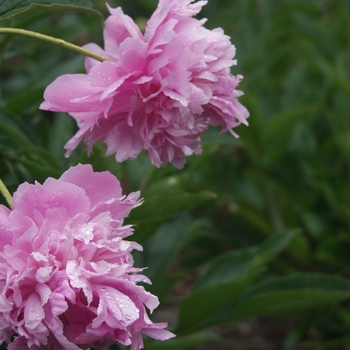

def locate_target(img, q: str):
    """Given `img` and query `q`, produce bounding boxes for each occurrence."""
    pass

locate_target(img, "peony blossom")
[0,164,174,349]
[40,0,249,168]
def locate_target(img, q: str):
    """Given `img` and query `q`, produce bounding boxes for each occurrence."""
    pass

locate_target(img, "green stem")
[0,27,111,62]
[0,179,12,209]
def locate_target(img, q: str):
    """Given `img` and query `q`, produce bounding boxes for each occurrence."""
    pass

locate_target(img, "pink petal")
[24,293,45,330]
[59,163,123,209]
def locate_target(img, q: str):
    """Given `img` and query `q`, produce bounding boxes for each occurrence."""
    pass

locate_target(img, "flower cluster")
[0,164,174,350]
[40,0,249,168]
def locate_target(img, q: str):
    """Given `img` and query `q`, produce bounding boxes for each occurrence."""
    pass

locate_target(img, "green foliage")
[0,3,104,24]
[0,0,103,23]
[177,231,297,333]
[1,0,350,349]
[126,190,216,242]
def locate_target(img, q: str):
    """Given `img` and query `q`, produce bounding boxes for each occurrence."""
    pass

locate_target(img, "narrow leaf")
[200,274,350,329]
[0,0,26,16]
[145,330,220,350]
[130,191,216,222]
[0,2,104,25]
[127,190,216,241]
[177,231,296,333]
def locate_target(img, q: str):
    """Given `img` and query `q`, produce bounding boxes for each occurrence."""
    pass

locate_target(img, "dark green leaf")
[0,2,104,24]
[18,158,62,182]
[0,0,26,16]
[145,330,220,350]
[127,190,216,242]
[316,235,350,268]
[5,88,43,114]
[143,218,208,280]
[198,274,350,330]
[48,113,75,168]
[177,231,296,333]
[0,108,34,148]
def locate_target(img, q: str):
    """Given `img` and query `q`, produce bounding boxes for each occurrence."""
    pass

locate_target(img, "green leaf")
[198,274,350,330]
[141,174,191,197]
[0,2,104,24]
[177,230,296,333]
[144,330,220,350]
[235,200,274,236]
[0,0,26,16]
[139,217,209,300]
[177,271,259,335]
[316,235,350,268]
[23,146,62,169]
[19,0,92,6]
[261,105,317,166]
[137,192,216,223]
[17,157,62,183]
[48,113,75,168]
[263,105,316,143]
[127,190,216,242]
[197,230,296,290]
[201,126,243,146]
[5,88,43,115]
[143,218,207,280]
[0,108,34,149]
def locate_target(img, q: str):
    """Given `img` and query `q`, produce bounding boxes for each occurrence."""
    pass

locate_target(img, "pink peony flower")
[0,164,174,349]
[40,0,249,168]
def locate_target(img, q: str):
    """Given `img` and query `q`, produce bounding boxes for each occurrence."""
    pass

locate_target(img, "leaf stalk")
[0,179,12,209]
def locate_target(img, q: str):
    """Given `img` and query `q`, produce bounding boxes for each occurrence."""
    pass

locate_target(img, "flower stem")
[0,179,12,209]
[0,27,110,62]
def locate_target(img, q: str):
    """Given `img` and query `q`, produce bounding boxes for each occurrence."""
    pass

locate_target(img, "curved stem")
[0,27,111,62]
[0,179,12,209]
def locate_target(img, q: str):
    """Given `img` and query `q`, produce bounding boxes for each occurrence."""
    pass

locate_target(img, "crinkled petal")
[40,74,107,113]
[40,0,249,168]
[0,164,173,349]
[59,163,123,208]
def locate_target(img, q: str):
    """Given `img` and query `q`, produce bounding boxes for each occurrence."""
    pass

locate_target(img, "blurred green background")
[1,0,350,349]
